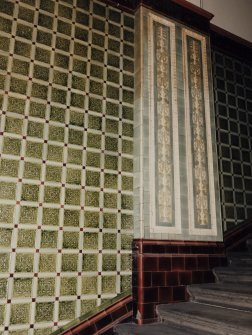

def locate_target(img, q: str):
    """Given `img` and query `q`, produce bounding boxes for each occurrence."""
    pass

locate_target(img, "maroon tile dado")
[132,239,226,324]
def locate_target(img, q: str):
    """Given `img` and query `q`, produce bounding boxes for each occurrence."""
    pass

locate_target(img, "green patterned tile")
[62,211,78,228]
[124,15,134,29]
[66,168,82,185]
[42,208,59,226]
[10,303,30,324]
[0,55,7,71]
[122,176,133,191]
[122,90,134,104]
[123,30,134,43]
[72,59,87,74]
[67,148,83,165]
[92,18,105,32]
[12,58,30,76]
[121,214,133,230]
[35,47,50,63]
[46,165,62,182]
[61,253,78,271]
[51,88,67,104]
[0,73,5,89]
[123,74,134,88]
[122,139,133,154]
[65,188,80,205]
[85,171,100,187]
[0,253,9,272]
[91,48,104,63]
[106,101,119,117]
[40,0,55,13]
[60,277,77,295]
[47,144,63,162]
[106,119,118,134]
[34,328,53,335]
[17,229,36,247]
[82,254,98,271]
[121,194,133,210]
[68,128,83,146]
[13,278,32,298]
[5,116,23,134]
[39,254,56,272]
[85,191,99,207]
[53,70,68,87]
[123,58,134,73]
[107,54,120,68]
[3,136,21,155]
[71,92,85,108]
[27,121,44,138]
[0,278,7,298]
[105,154,118,170]
[44,186,61,203]
[63,231,79,249]
[90,64,103,79]
[40,230,58,248]
[50,106,66,123]
[7,97,25,114]
[121,254,132,271]
[23,162,41,180]
[9,330,29,335]
[121,234,133,250]
[81,299,97,314]
[37,278,55,296]
[0,36,10,51]
[103,233,117,249]
[93,2,106,16]
[59,301,75,320]
[108,38,120,53]
[34,64,50,82]
[83,232,98,249]
[89,80,103,96]
[55,53,69,69]
[107,85,119,100]
[89,97,102,113]
[21,184,39,202]
[92,32,104,48]
[36,30,52,46]
[77,0,90,11]
[123,44,134,58]
[105,136,118,152]
[122,157,133,172]
[0,304,4,324]
[0,204,14,223]
[86,151,100,168]
[0,16,12,34]
[104,173,118,189]
[102,254,117,271]
[48,125,65,142]
[0,228,12,247]
[84,211,99,228]
[88,114,102,130]
[69,110,85,127]
[20,206,37,224]
[74,41,88,57]
[102,276,116,294]
[35,302,54,322]
[108,23,120,38]
[15,253,33,272]
[0,158,19,177]
[121,275,131,291]
[81,276,97,294]
[38,13,53,29]
[57,19,71,36]
[0,182,16,200]
[29,101,46,119]
[75,27,88,42]
[103,213,117,229]
[16,23,33,40]
[59,4,72,19]
[107,69,120,84]
[31,82,48,99]
[26,141,43,159]
[104,193,117,209]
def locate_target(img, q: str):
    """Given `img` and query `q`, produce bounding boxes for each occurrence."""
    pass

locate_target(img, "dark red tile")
[166,271,179,286]
[143,257,158,271]
[143,287,158,303]
[173,286,186,301]
[158,257,171,271]
[111,306,128,321]
[165,245,179,253]
[152,272,166,287]
[185,257,197,270]
[209,256,221,267]
[140,303,156,320]
[143,272,152,287]
[203,270,215,283]
[95,314,113,331]
[192,270,204,284]
[197,256,209,270]
[172,256,185,271]
[179,271,192,285]
[158,287,173,303]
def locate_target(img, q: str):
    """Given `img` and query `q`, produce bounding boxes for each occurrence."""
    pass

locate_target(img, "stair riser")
[159,312,251,335]
[188,290,252,311]
[215,274,252,284]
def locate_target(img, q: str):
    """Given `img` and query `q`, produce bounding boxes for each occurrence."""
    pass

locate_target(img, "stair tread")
[158,302,252,331]
[189,282,252,295]
[214,266,252,274]
[115,323,214,335]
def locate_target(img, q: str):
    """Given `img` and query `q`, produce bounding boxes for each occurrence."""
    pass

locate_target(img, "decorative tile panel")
[0,0,134,334]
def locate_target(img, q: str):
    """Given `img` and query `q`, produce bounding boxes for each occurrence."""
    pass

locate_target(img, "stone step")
[157,302,252,335]
[188,282,252,311]
[227,252,252,266]
[115,322,214,335]
[213,266,252,283]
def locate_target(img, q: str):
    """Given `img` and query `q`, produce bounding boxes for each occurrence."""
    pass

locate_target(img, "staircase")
[115,246,252,334]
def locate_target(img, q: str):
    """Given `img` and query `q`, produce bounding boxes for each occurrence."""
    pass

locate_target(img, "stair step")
[157,302,252,335]
[188,283,252,310]
[115,323,214,335]
[214,267,252,283]
[227,252,252,266]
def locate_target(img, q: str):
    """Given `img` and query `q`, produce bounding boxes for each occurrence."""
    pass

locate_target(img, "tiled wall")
[213,49,252,232]
[0,0,134,334]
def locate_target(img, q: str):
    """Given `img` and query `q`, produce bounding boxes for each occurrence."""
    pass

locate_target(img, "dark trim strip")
[171,0,214,20]
[224,218,252,251]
